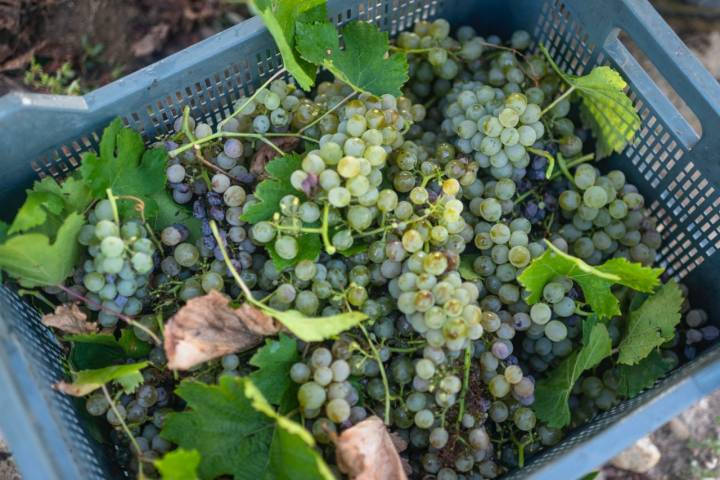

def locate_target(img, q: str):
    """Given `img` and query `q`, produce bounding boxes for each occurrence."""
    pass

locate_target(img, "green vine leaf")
[0,212,85,287]
[268,308,368,342]
[534,317,612,428]
[518,240,662,319]
[240,153,305,224]
[155,449,201,480]
[55,361,148,397]
[296,20,409,96]
[541,44,641,158]
[616,350,672,397]
[617,281,683,365]
[161,375,332,480]
[249,0,326,91]
[80,118,167,218]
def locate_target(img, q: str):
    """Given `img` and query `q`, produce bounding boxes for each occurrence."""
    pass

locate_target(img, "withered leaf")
[250,136,301,179]
[336,416,409,480]
[164,290,280,370]
[42,303,97,334]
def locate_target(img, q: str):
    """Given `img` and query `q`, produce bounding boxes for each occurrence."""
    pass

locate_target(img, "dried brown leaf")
[336,416,409,480]
[164,290,280,370]
[42,303,97,334]
[250,136,301,179]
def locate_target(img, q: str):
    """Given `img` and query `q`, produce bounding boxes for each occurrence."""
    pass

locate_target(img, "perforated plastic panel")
[1,1,719,479]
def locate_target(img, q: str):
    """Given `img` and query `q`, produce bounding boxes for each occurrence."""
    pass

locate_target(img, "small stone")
[611,437,661,473]
[667,418,691,441]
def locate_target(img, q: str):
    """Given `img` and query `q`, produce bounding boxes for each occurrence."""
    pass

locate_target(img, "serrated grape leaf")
[162,375,330,480]
[459,254,481,281]
[68,334,127,370]
[616,350,672,397]
[250,0,326,91]
[269,308,368,342]
[534,317,612,428]
[518,240,662,319]
[243,380,334,480]
[155,449,201,480]
[68,330,148,370]
[296,20,409,96]
[118,328,152,359]
[54,361,148,397]
[9,176,93,236]
[151,190,203,241]
[240,153,305,224]
[0,212,84,287]
[8,191,65,235]
[541,45,640,158]
[248,334,299,406]
[267,231,321,270]
[617,281,683,365]
[80,118,167,217]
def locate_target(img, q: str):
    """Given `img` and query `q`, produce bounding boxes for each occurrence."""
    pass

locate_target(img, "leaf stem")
[540,85,576,118]
[217,68,286,132]
[55,284,161,345]
[359,324,391,425]
[299,91,357,134]
[102,384,144,476]
[106,189,120,226]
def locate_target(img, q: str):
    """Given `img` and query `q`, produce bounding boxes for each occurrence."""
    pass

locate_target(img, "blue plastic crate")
[0,0,719,478]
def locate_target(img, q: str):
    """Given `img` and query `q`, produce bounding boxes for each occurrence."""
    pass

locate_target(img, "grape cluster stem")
[55,284,161,345]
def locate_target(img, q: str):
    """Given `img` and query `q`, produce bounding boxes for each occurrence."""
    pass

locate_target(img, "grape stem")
[511,430,535,468]
[526,147,556,179]
[319,202,336,255]
[456,342,473,428]
[209,220,255,302]
[389,45,461,61]
[540,85,576,118]
[101,384,144,477]
[217,68,287,132]
[55,284,161,345]
[112,193,163,252]
[298,90,357,135]
[169,131,316,159]
[106,188,121,226]
[270,202,336,255]
[556,152,576,186]
[359,323,391,426]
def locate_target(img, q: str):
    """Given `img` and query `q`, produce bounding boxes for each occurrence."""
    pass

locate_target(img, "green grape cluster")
[76,199,157,326]
[443,81,545,181]
[555,165,661,265]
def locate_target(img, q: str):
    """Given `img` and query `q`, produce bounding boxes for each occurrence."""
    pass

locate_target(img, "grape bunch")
[75,199,157,326]
[443,81,545,181]
[292,345,360,426]
[554,165,661,265]
[86,367,174,476]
